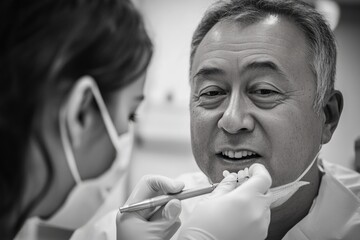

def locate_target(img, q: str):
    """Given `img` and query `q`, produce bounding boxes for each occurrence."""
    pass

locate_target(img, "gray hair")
[190,0,337,112]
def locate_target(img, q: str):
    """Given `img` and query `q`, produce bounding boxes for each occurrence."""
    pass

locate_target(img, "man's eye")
[200,89,226,97]
[203,91,221,96]
[252,89,279,95]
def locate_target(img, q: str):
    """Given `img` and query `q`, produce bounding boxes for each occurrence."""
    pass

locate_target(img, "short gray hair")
[190,0,337,112]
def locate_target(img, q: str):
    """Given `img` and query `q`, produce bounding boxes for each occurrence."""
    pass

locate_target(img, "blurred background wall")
[129,0,360,189]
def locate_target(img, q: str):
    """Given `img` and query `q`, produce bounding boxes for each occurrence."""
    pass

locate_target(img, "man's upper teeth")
[223,150,256,158]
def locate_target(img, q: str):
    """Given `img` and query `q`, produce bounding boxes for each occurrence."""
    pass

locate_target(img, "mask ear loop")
[270,148,322,192]
[86,78,122,153]
[59,76,122,184]
[293,149,321,183]
[60,104,82,184]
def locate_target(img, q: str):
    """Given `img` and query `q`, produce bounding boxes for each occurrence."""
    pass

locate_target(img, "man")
[176,0,360,239]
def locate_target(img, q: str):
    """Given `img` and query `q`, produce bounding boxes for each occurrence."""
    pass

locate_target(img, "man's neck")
[266,165,323,240]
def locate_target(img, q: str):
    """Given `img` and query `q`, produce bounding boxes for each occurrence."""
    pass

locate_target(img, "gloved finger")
[116,211,120,239]
[152,201,182,240]
[147,175,185,195]
[208,172,237,198]
[234,163,272,194]
[164,217,181,240]
[150,199,182,222]
[248,163,272,191]
[126,175,185,204]
[116,210,125,239]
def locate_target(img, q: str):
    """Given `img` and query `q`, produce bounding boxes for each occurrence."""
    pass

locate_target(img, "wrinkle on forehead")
[192,16,312,80]
[201,38,290,52]
[196,16,308,56]
[198,42,290,61]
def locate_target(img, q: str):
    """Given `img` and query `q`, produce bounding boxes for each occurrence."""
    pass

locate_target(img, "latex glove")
[178,163,272,240]
[116,175,185,240]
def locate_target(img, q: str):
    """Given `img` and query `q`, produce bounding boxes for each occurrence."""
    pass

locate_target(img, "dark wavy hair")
[0,0,152,238]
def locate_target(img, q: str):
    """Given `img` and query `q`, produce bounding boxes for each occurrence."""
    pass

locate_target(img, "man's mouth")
[217,150,261,161]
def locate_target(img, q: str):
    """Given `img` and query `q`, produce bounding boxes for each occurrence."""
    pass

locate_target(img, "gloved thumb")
[209,172,237,198]
[152,199,182,240]
[150,199,182,222]
[163,199,182,221]
[235,163,272,194]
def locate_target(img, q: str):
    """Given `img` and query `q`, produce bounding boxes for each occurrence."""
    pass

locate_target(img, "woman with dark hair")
[0,0,274,239]
[0,0,187,239]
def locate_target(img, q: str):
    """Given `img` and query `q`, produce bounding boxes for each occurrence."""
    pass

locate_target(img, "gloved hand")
[178,163,272,240]
[116,175,185,240]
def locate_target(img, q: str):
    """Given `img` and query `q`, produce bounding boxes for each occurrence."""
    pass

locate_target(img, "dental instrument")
[119,183,220,213]
[120,175,249,213]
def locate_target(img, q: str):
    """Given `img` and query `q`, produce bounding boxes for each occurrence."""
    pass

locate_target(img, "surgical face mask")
[268,149,321,208]
[51,78,134,228]
[47,130,133,229]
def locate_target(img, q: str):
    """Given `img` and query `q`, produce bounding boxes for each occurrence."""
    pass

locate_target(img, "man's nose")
[217,96,255,134]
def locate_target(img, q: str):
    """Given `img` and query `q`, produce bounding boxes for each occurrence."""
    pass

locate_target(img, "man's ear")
[62,76,96,148]
[321,90,343,144]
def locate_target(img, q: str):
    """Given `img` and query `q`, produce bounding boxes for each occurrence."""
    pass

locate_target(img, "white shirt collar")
[283,159,360,239]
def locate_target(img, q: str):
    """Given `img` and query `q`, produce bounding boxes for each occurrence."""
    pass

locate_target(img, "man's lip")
[215,149,262,162]
[216,148,260,152]
[215,148,262,155]
[214,154,263,170]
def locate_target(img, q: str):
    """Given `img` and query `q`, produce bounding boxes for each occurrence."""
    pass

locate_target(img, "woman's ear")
[321,90,344,144]
[62,76,97,148]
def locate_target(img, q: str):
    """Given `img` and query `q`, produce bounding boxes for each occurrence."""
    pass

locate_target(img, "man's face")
[190,15,324,186]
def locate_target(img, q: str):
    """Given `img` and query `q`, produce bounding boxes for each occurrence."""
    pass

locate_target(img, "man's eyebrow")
[243,60,286,77]
[193,67,226,79]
